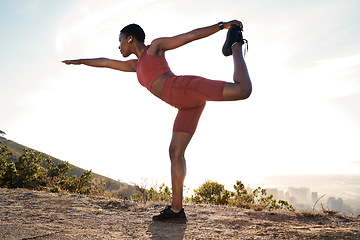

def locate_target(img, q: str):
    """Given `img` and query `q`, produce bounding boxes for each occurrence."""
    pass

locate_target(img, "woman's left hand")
[223,20,243,30]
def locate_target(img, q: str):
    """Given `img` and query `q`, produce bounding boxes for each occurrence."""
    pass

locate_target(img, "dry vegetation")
[1,188,359,239]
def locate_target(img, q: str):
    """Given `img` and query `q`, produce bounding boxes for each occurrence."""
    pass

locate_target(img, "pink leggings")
[161,75,226,135]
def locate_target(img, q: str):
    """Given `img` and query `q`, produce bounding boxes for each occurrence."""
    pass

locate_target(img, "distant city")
[247,174,360,214]
[248,186,357,214]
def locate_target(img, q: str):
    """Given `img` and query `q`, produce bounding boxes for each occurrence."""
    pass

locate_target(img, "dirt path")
[1,188,359,239]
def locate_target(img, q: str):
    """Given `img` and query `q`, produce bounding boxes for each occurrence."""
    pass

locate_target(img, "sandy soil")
[1,188,359,239]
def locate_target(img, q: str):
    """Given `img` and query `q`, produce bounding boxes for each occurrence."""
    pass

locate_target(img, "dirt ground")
[0,188,359,239]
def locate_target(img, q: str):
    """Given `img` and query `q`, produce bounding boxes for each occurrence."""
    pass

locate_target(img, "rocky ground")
[1,188,359,239]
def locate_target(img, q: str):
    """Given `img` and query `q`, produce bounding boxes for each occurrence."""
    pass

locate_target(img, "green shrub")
[15,148,44,188]
[191,180,295,211]
[133,182,172,202]
[0,146,12,174]
[0,146,13,187]
[45,158,71,179]
[0,146,93,194]
[1,162,17,188]
[277,200,295,211]
[148,183,172,202]
[0,148,44,189]
[232,181,254,208]
[61,170,93,194]
[191,180,232,205]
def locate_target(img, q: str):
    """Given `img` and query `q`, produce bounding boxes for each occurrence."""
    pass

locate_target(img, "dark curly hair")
[120,24,145,43]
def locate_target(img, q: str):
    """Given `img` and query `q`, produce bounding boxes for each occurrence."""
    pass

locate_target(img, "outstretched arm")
[62,58,137,72]
[150,20,243,54]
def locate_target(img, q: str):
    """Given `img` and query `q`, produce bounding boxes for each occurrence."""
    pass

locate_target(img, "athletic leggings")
[161,75,226,135]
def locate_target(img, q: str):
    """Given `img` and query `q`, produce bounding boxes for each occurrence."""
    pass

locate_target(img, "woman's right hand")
[223,20,243,30]
[62,60,81,65]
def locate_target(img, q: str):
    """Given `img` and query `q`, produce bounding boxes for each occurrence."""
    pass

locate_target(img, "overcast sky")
[1,0,359,190]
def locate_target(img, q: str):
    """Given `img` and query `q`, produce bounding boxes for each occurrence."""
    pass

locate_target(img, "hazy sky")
[1,0,359,190]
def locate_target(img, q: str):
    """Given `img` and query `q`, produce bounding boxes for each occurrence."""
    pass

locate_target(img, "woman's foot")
[222,25,247,56]
[152,205,187,222]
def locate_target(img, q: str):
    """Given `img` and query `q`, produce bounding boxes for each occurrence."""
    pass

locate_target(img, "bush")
[89,178,107,196]
[191,180,232,205]
[0,148,44,189]
[133,182,172,202]
[0,146,12,172]
[232,181,254,208]
[61,170,93,194]
[191,180,295,211]
[148,183,172,202]
[0,146,13,187]
[15,148,44,188]
[0,146,93,194]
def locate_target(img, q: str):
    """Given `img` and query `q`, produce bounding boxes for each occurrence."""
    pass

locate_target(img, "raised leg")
[223,43,252,101]
[168,132,192,211]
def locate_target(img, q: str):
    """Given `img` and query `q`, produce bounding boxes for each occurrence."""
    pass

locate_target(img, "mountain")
[0,136,136,197]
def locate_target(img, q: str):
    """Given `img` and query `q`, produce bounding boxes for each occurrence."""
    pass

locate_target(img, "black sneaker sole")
[222,25,243,56]
[152,217,187,223]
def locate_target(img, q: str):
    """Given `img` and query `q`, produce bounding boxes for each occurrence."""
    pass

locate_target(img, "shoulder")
[147,39,166,57]
[128,59,138,71]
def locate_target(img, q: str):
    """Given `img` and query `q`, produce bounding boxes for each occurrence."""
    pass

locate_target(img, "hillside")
[0,136,135,197]
[1,188,359,239]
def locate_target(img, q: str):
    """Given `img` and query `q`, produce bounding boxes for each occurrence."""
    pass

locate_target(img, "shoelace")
[237,28,248,57]
[243,39,248,57]
[160,206,171,214]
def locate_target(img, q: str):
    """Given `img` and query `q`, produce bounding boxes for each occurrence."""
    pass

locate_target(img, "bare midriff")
[150,71,174,99]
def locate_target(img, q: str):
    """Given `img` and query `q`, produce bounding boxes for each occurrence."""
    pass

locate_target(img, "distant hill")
[0,136,136,197]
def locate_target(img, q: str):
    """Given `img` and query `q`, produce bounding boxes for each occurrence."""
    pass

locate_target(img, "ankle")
[170,207,181,213]
[231,42,241,50]
[231,43,243,55]
[171,203,182,212]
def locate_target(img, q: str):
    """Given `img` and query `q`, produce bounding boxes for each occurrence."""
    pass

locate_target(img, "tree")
[0,130,5,137]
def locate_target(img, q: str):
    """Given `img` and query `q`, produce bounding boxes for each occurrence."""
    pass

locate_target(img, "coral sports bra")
[136,46,172,91]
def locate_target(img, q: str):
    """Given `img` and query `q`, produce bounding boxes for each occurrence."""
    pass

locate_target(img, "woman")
[63,20,252,221]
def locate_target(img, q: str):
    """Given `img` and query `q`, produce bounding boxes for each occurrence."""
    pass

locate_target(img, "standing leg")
[168,104,204,211]
[152,132,192,221]
[169,132,192,211]
[152,103,204,221]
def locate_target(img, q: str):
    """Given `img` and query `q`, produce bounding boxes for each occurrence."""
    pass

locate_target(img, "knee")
[235,82,252,100]
[224,82,252,101]
[169,144,187,177]
[242,84,252,99]
[169,144,184,163]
